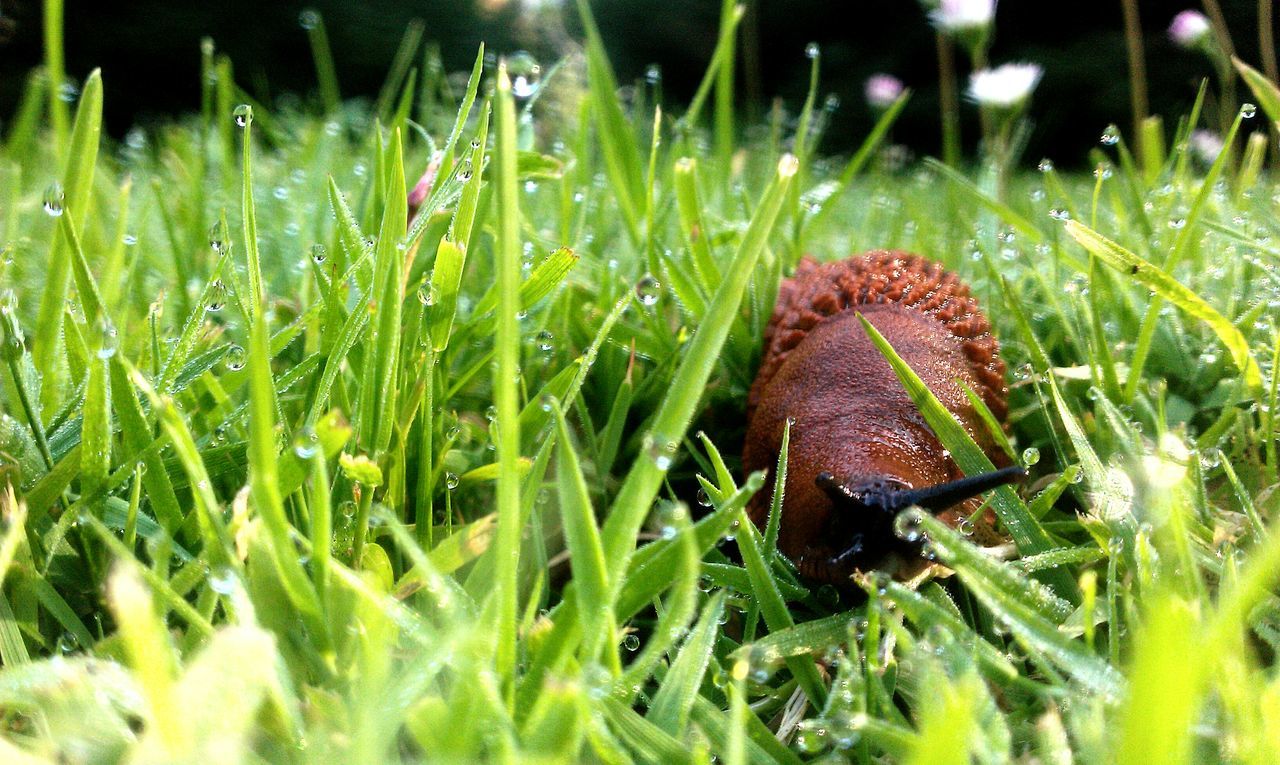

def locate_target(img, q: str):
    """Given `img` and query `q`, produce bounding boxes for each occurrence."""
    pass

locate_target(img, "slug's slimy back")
[743,251,1015,584]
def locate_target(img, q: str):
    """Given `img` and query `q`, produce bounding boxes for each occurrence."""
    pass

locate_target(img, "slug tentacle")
[743,251,1012,587]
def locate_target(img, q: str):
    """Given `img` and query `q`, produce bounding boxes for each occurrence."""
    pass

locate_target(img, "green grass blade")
[1064,220,1263,394]
[601,154,796,579]
[33,68,101,412]
[856,314,1061,561]
[551,402,613,663]
[492,61,524,688]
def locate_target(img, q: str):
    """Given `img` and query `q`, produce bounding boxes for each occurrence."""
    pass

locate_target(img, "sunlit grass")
[2,4,1280,763]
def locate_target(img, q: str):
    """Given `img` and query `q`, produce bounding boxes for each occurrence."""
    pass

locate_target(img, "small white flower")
[1189,129,1224,163]
[864,74,905,109]
[1168,10,1211,48]
[968,63,1043,109]
[932,0,996,33]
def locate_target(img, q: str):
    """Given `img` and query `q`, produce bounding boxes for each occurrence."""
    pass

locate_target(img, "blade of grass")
[600,154,796,581]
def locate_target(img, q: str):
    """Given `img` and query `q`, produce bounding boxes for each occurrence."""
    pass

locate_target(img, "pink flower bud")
[408,152,442,214]
[864,74,905,109]
[1168,10,1211,48]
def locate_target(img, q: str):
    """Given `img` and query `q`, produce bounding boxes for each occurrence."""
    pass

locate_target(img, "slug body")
[744,251,1012,584]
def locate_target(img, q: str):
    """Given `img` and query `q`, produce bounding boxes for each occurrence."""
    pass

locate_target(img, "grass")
[2,4,1280,763]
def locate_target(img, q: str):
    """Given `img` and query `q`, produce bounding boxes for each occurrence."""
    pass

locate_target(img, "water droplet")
[122,233,138,246]
[805,41,820,60]
[233,103,252,128]
[206,280,227,312]
[298,8,320,29]
[43,182,65,217]
[635,275,661,306]
[1022,446,1041,466]
[445,472,460,490]
[506,51,542,101]
[56,631,79,654]
[209,221,228,253]
[1100,125,1120,146]
[1241,103,1257,119]
[225,344,247,371]
[209,566,237,595]
[1049,207,1070,221]
[622,634,640,651]
[96,320,118,359]
[293,427,319,459]
[644,434,678,470]
[893,508,926,543]
[418,283,436,306]
[534,329,554,353]
[645,64,662,85]
[696,488,712,507]
[1037,158,1054,173]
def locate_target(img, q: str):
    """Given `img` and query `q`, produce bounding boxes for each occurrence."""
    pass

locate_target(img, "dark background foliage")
[0,0,1267,164]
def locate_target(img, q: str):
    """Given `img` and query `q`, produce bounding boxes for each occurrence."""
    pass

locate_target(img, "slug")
[743,251,1021,584]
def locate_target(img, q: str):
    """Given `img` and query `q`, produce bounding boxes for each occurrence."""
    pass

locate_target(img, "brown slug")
[743,251,1021,585]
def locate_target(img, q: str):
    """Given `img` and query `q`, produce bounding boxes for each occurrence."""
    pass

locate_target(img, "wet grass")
[2,4,1280,763]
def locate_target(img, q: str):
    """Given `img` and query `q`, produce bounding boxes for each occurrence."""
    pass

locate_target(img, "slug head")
[803,465,1027,579]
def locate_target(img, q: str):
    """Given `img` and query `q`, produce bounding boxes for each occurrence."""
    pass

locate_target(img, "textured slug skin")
[743,251,1009,578]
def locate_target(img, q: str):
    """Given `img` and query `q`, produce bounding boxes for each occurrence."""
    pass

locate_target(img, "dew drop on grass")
[206,280,226,312]
[1022,446,1041,466]
[635,275,661,306]
[1037,158,1054,172]
[42,182,65,217]
[506,51,542,101]
[445,472,460,490]
[298,8,320,29]
[292,427,319,459]
[645,64,662,85]
[417,283,435,306]
[644,434,677,470]
[622,634,640,651]
[894,508,925,542]
[1100,124,1120,146]
[209,567,237,595]
[122,233,137,246]
[96,320,119,359]
[233,104,252,128]
[225,344,247,371]
[805,41,820,60]
[209,220,228,252]
[1241,103,1257,119]
[56,631,79,654]
[1048,207,1070,221]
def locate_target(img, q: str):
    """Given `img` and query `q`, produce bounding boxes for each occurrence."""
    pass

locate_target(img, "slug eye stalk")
[816,464,1028,516]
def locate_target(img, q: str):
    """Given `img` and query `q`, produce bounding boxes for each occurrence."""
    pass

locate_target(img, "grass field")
[3,3,1280,763]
